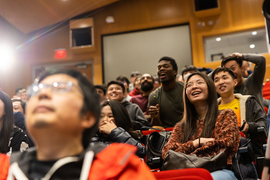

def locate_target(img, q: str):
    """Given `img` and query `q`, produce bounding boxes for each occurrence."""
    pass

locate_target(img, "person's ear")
[81,112,96,129]
[233,79,238,87]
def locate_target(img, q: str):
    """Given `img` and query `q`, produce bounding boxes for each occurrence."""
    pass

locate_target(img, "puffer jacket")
[91,127,146,158]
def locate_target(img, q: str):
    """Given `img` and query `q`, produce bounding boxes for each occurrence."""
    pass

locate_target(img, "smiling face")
[157,60,176,83]
[186,75,208,105]
[214,71,237,97]
[26,74,87,139]
[223,60,243,86]
[106,84,124,102]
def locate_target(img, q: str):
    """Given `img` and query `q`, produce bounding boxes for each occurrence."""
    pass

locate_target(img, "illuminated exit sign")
[55,49,66,59]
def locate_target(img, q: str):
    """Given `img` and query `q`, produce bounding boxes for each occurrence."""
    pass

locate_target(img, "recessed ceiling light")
[216,37,221,41]
[250,44,255,48]
[252,31,257,35]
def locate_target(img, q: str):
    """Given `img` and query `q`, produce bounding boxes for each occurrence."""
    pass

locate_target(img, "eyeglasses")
[185,79,206,90]
[27,81,83,97]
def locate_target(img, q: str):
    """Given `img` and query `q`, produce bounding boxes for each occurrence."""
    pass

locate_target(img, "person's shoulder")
[176,81,184,87]
[218,109,237,122]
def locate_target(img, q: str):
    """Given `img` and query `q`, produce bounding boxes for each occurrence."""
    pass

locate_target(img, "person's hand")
[99,120,117,135]
[149,104,160,118]
[232,52,243,58]
[200,138,215,145]
[241,123,249,134]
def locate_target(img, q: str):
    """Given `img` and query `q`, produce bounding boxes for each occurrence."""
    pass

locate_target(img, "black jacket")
[91,127,146,158]
[122,100,150,130]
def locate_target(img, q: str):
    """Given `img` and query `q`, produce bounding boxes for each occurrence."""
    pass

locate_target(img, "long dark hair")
[0,90,14,153]
[101,100,133,132]
[181,72,219,143]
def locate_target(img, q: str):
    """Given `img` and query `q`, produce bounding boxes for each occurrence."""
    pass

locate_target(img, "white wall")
[102,25,192,83]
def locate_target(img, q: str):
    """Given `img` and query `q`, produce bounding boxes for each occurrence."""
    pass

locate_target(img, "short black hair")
[15,87,23,95]
[158,56,178,72]
[116,75,130,85]
[11,99,26,114]
[38,69,100,149]
[107,80,125,93]
[131,71,141,78]
[212,67,236,81]
[181,65,198,77]
[221,56,243,68]
[94,85,106,95]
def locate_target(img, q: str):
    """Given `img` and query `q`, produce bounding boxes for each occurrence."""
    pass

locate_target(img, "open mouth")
[219,86,226,91]
[192,91,201,96]
[159,73,166,79]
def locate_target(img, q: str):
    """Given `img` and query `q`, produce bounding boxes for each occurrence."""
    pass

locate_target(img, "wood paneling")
[0,0,119,34]
[0,0,269,97]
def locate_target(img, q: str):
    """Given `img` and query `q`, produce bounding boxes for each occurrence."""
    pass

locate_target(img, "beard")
[141,82,154,92]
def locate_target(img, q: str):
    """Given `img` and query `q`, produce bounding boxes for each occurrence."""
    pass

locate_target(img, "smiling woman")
[162,72,241,180]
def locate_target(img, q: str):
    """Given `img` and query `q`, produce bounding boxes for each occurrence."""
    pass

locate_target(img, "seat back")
[262,126,270,180]
[153,168,213,180]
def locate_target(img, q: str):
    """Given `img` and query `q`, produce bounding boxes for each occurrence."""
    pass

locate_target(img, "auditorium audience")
[129,75,142,97]
[5,69,154,179]
[91,100,146,158]
[212,67,267,157]
[162,72,240,180]
[181,65,198,81]
[116,75,132,101]
[221,52,268,108]
[130,73,155,121]
[152,75,161,91]
[0,90,29,154]
[129,71,141,92]
[148,56,184,128]
[12,99,26,115]
[106,80,150,130]
[94,85,107,103]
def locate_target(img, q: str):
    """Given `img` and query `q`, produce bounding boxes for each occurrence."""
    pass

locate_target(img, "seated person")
[129,75,142,97]
[12,99,26,116]
[94,85,107,103]
[148,56,184,128]
[221,52,268,108]
[107,80,150,130]
[0,90,29,154]
[162,72,240,180]
[130,73,155,121]
[181,65,198,81]
[212,67,267,157]
[5,69,155,179]
[91,100,146,158]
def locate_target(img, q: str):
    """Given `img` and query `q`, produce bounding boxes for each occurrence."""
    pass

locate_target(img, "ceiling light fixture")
[252,31,257,35]
[216,37,221,41]
[250,44,255,48]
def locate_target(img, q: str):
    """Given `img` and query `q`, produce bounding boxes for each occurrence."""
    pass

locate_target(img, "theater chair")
[261,126,270,180]
[152,168,213,180]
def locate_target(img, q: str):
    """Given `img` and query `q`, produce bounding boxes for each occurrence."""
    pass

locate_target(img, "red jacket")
[4,143,156,180]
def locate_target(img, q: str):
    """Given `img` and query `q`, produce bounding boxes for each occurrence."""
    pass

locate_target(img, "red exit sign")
[55,49,66,59]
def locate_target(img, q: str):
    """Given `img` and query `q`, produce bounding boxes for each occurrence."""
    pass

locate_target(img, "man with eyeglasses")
[130,73,154,121]
[4,69,155,180]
